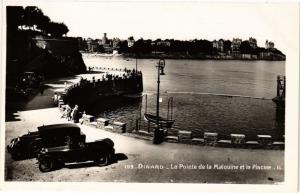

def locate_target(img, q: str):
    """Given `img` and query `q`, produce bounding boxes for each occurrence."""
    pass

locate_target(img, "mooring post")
[283,76,286,98]
[145,94,147,114]
[272,75,286,105]
[277,75,280,97]
[136,119,139,131]
[139,102,142,125]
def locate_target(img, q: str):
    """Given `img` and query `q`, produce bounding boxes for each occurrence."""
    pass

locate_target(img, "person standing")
[71,105,79,123]
[61,104,71,120]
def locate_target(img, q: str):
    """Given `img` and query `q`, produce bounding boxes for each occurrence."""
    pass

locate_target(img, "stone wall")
[33,36,79,56]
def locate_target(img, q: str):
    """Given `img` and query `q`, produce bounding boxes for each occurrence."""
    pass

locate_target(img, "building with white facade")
[265,40,275,49]
[112,38,120,49]
[128,37,135,47]
[231,38,242,53]
[249,37,257,49]
[212,39,224,52]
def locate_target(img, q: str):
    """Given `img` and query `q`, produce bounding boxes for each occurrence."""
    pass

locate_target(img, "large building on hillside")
[156,40,171,47]
[249,37,257,49]
[86,38,99,52]
[128,37,135,47]
[265,40,275,49]
[102,33,108,45]
[112,38,121,49]
[231,38,242,54]
[212,39,224,52]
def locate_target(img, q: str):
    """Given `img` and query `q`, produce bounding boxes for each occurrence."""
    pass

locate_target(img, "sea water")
[82,55,285,140]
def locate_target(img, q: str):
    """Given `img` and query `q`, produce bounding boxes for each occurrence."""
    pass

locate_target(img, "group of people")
[61,104,80,122]
[78,68,142,85]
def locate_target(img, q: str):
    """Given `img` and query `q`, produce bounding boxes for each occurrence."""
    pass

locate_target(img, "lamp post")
[156,59,165,119]
[153,58,165,144]
[136,56,138,72]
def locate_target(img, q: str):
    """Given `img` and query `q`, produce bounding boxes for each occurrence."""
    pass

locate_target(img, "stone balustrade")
[165,130,284,149]
[96,118,109,126]
[58,105,285,150]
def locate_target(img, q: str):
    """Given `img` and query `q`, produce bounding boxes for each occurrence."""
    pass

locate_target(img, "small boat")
[144,113,175,128]
[123,93,143,99]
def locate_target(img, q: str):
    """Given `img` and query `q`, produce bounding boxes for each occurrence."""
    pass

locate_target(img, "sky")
[4,1,299,52]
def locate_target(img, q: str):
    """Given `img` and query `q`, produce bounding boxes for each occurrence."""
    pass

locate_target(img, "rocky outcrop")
[26,48,86,78]
[26,35,86,78]
[6,31,86,80]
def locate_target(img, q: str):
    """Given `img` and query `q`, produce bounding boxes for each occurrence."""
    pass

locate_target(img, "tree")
[119,40,129,53]
[45,22,69,37]
[56,22,69,36]
[240,41,252,54]
[133,38,152,54]
[36,15,50,34]
[128,36,134,41]
[7,6,25,32]
[23,6,41,30]
[7,6,69,37]
[224,40,232,53]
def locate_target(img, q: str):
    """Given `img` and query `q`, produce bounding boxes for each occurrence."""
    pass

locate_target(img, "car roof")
[38,123,79,129]
[38,124,81,136]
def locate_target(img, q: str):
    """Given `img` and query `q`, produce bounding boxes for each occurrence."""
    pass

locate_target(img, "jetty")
[63,67,143,107]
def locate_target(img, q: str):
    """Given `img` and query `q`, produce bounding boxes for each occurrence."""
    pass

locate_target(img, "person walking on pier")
[71,105,80,123]
[61,104,72,121]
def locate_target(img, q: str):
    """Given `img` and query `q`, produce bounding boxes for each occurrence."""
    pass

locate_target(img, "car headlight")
[40,148,48,153]
[9,138,18,148]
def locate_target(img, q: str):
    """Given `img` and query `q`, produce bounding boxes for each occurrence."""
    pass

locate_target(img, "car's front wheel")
[39,158,55,172]
[11,151,23,161]
[95,154,108,167]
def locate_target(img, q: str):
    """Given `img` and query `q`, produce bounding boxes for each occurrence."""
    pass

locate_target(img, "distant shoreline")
[82,52,286,61]
[124,53,286,61]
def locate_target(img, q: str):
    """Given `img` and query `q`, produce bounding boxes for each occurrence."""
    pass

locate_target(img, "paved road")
[5,108,284,183]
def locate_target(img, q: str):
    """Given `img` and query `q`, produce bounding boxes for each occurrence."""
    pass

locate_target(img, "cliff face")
[25,48,86,78]
[6,31,86,82]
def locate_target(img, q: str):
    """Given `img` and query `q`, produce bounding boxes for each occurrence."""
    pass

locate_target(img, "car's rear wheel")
[95,154,108,167]
[39,158,54,172]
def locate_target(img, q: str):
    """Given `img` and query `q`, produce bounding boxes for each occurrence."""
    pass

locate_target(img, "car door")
[69,143,89,162]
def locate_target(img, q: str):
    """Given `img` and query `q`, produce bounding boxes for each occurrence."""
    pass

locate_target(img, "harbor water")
[82,55,285,140]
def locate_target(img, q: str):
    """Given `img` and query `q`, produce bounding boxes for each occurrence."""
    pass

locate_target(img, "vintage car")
[7,123,86,160]
[37,138,115,172]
